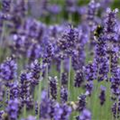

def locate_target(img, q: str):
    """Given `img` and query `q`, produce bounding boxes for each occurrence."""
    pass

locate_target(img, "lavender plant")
[0,0,120,120]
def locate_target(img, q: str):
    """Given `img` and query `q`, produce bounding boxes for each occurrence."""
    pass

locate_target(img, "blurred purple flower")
[6,99,20,120]
[76,109,91,120]
[0,57,17,86]
[49,76,58,100]
[99,85,106,105]
[60,86,68,103]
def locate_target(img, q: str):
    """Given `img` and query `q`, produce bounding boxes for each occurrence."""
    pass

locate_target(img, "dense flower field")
[0,0,120,120]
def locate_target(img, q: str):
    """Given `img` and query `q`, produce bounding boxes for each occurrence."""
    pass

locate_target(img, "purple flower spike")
[74,70,84,87]
[61,72,68,86]
[99,85,106,105]
[21,116,36,120]
[60,86,68,103]
[49,76,58,100]
[76,109,91,120]
[78,95,86,112]
[6,99,21,120]
[0,57,17,87]
[2,0,11,13]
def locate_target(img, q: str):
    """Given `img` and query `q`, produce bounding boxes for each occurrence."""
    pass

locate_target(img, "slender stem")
[58,60,64,102]
[73,71,76,101]
[45,65,49,92]
[37,81,42,120]
[6,88,10,103]
[23,104,27,118]
[68,56,72,101]
[0,21,6,62]
[100,103,102,120]
[0,22,5,46]
[116,98,118,120]
[108,54,111,120]
[60,60,64,87]
[94,81,99,118]
[37,59,43,119]
[68,13,72,24]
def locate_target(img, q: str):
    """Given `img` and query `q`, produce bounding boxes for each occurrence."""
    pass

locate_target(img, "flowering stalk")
[0,22,6,62]
[37,81,42,120]
[58,60,64,102]
[116,98,118,120]
[23,104,27,118]
[68,56,72,101]
[68,12,72,24]
[0,22,5,47]
[37,59,43,119]
[93,80,99,117]
[68,18,73,104]
[45,65,49,96]
[5,88,10,104]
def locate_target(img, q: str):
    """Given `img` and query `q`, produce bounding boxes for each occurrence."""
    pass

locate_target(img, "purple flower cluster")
[5,98,21,120]
[40,91,71,120]
[74,70,84,87]
[84,62,97,95]
[77,95,86,112]
[22,116,36,120]
[76,109,91,120]
[0,57,17,87]
[99,85,106,105]
[0,0,120,120]
[57,26,79,56]
[49,76,58,100]
[60,86,68,103]
[53,102,72,120]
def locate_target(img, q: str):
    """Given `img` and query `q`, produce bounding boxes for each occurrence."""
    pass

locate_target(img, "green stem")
[37,59,43,118]
[58,60,64,102]
[60,60,64,87]
[23,104,27,118]
[45,65,49,91]
[68,56,72,101]
[0,22,5,46]
[116,98,118,120]
[0,21,6,62]
[68,13,72,24]
[100,104,102,120]
[93,80,99,119]
[37,81,42,120]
